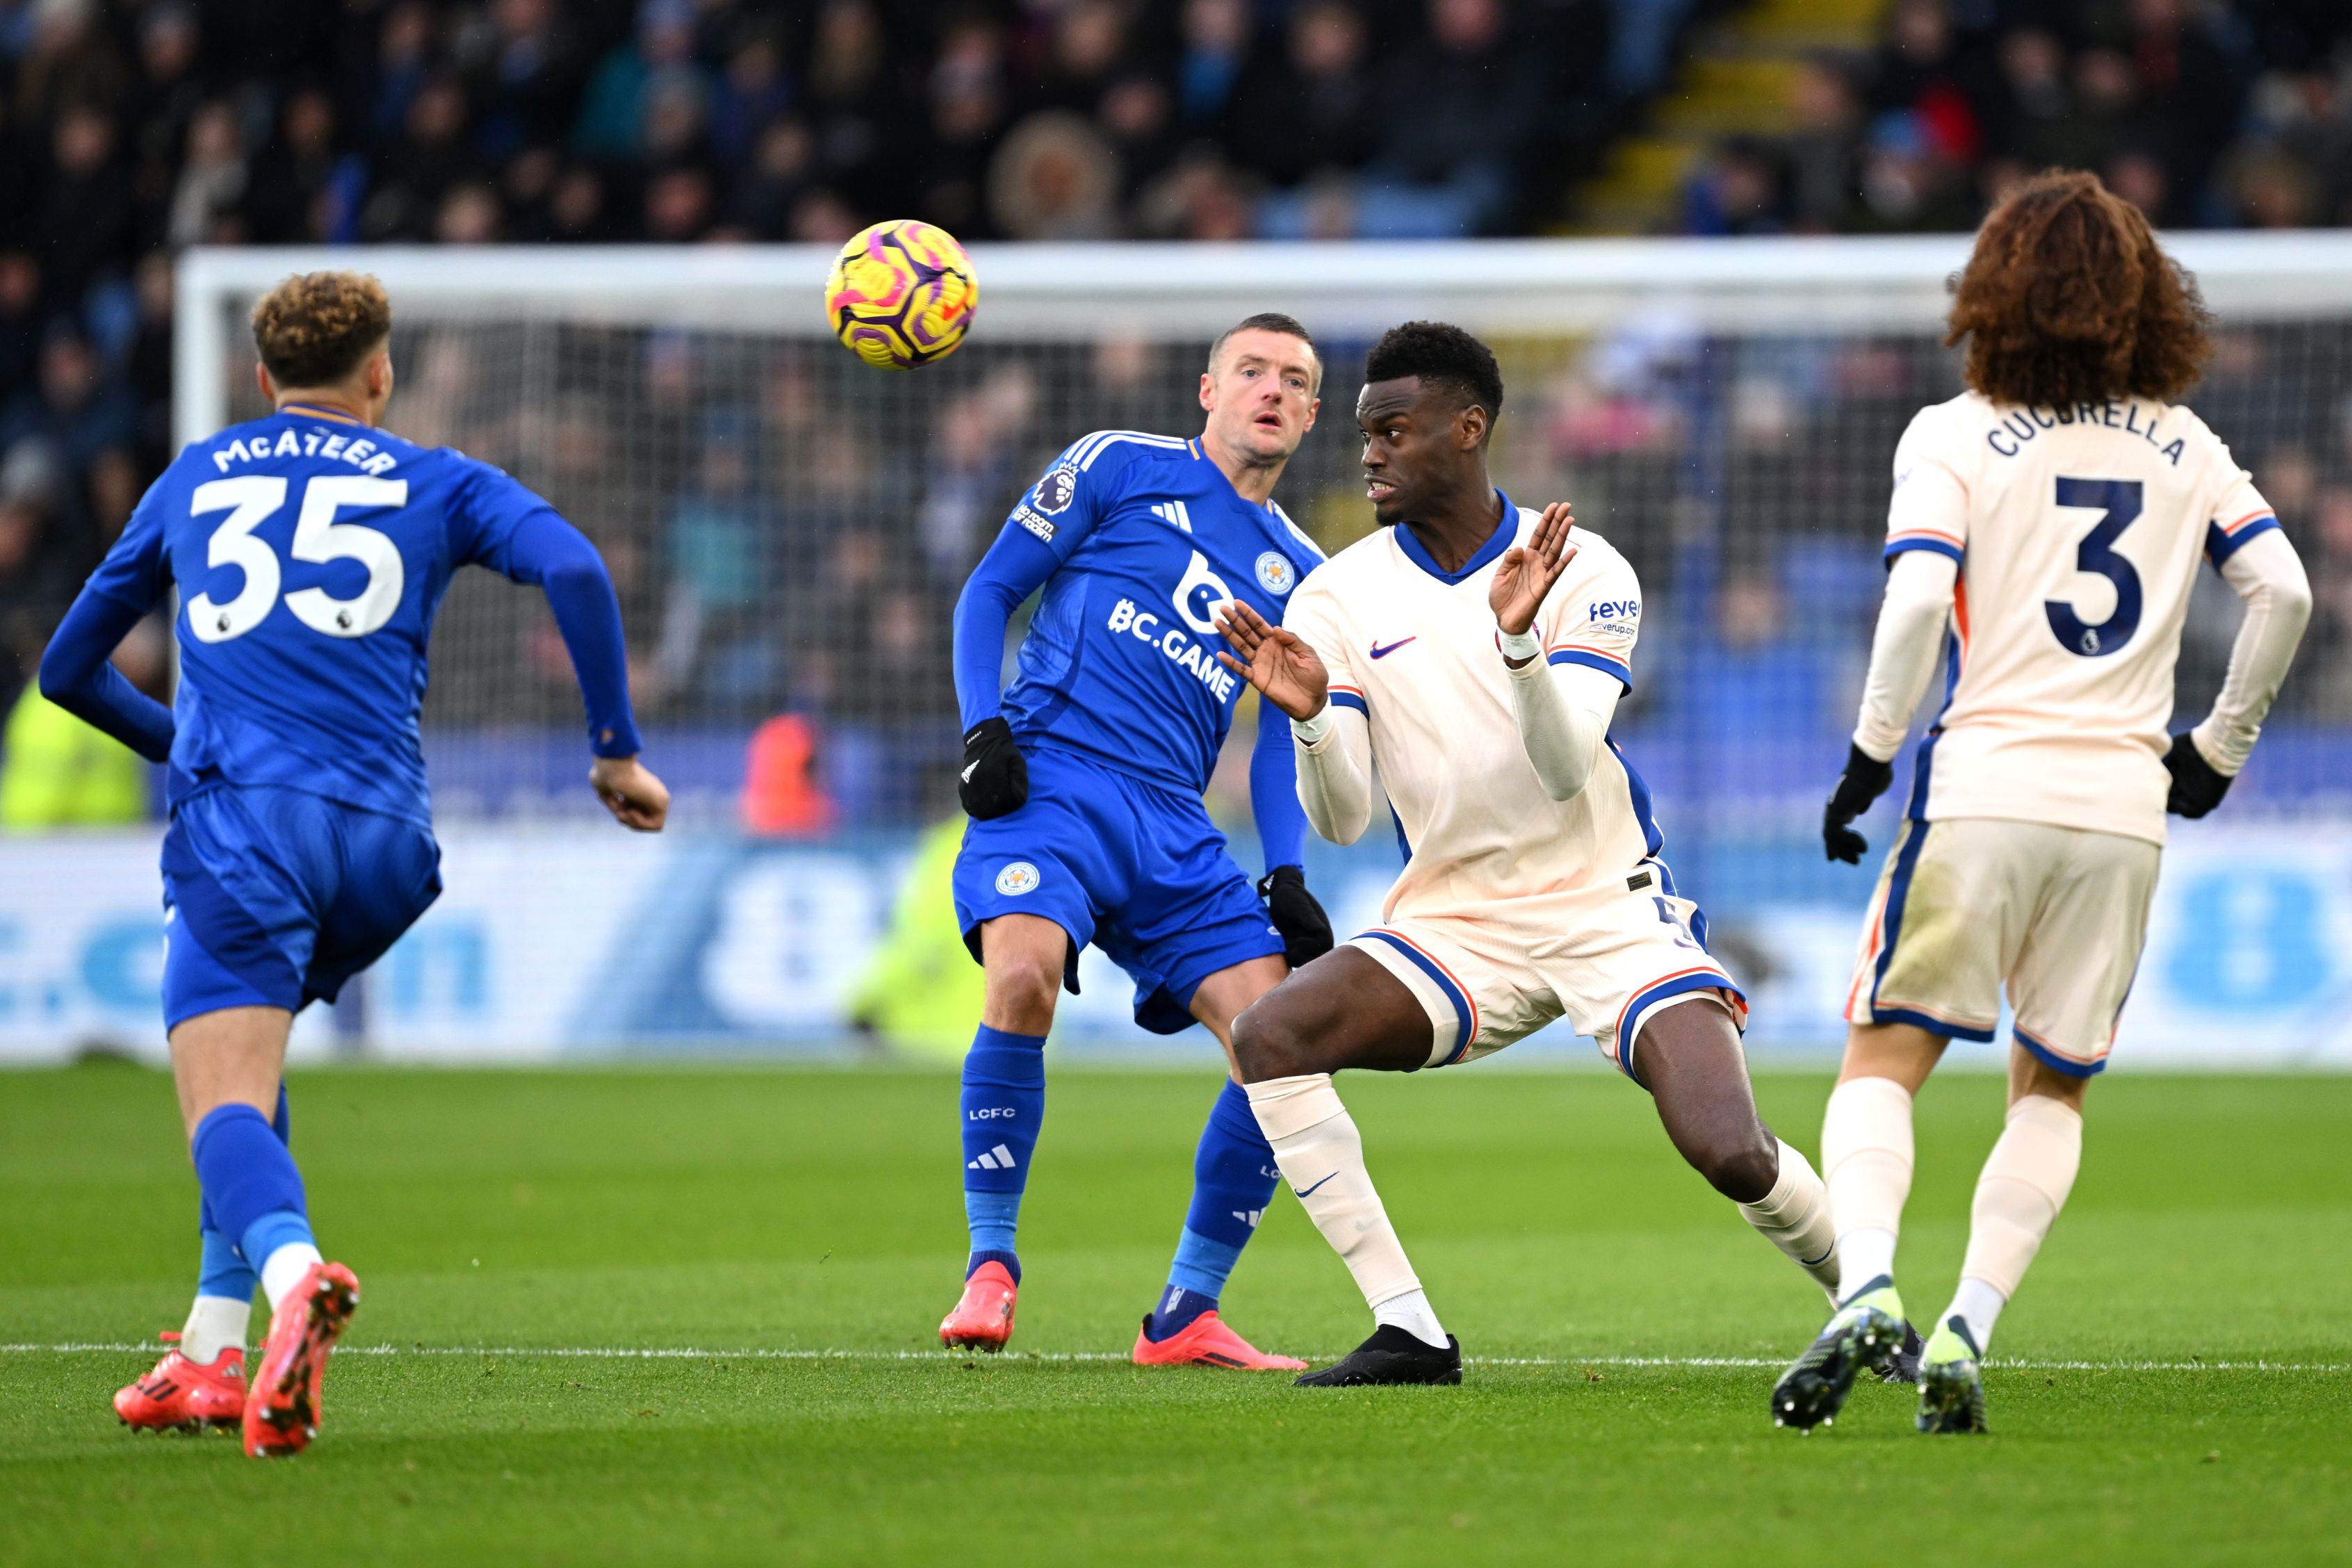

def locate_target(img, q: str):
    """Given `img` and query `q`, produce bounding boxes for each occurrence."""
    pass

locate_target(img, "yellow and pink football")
[823,220,978,370]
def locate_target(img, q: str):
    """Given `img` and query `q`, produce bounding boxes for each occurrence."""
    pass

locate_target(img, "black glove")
[1257,865,1333,969]
[2163,730,2232,818]
[958,717,1028,819]
[1823,742,1897,865]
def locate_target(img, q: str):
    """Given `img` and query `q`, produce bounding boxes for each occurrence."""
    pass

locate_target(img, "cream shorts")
[1845,816,2159,1077]
[1348,863,1746,1079]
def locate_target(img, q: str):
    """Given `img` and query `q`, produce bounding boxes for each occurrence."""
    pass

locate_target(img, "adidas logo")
[967,1143,1018,1171]
[1149,500,1193,533]
[1232,1209,1264,1228]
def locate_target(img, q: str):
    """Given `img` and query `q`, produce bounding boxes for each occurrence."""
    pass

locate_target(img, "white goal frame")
[177,231,2352,452]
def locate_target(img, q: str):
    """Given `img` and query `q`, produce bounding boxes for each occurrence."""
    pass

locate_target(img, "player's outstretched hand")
[1257,865,1334,968]
[2162,730,2232,817]
[591,755,670,832]
[1490,501,1578,640]
[1214,600,1329,721]
[1822,742,1895,864]
[960,717,1029,819]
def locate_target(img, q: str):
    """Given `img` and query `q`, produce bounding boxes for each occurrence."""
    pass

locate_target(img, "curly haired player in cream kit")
[1774,171,2312,1435]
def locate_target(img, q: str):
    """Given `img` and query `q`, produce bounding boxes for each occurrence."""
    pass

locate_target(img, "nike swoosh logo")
[961,762,979,781]
[1293,1173,1337,1199]
[1368,637,1416,659]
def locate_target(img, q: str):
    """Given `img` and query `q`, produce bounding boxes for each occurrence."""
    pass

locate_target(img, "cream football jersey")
[1282,505,1661,920]
[1885,391,2276,845]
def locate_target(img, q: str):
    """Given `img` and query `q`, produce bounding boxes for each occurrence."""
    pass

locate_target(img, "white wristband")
[1498,626,1542,663]
[1292,705,1337,745]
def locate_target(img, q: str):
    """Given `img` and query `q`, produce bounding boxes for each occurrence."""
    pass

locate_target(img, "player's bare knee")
[1232,997,1317,1083]
[1692,1125,1779,1205]
[981,954,1061,1036]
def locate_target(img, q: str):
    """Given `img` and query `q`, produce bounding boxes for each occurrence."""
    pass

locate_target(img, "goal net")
[175,238,2352,972]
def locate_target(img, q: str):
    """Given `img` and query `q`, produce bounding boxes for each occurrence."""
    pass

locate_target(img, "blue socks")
[1144,1079,1282,1341]
[197,1226,256,1301]
[194,1086,290,1302]
[189,1102,313,1284]
[961,1025,1046,1281]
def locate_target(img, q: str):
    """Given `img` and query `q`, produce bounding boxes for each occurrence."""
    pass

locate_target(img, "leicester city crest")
[1033,466,1078,516]
[995,861,1041,896]
[1255,552,1296,595]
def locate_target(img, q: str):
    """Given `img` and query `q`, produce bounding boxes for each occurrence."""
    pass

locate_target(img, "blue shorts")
[952,746,1282,1034]
[161,784,443,1031]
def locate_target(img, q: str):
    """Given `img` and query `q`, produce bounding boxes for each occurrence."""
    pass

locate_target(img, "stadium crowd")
[3,0,2352,827]
[1682,0,2352,236]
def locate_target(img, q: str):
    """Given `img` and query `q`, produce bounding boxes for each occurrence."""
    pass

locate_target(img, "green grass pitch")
[4,1062,2349,1566]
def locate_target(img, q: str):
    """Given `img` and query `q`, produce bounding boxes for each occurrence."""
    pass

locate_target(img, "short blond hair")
[250,271,392,389]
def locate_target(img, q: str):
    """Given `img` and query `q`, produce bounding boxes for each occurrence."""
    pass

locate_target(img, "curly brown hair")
[1946,170,2210,409]
[251,271,392,389]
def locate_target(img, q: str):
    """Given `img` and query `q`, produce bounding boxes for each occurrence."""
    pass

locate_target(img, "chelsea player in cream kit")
[1773,172,2311,1434]
[1215,323,1856,1386]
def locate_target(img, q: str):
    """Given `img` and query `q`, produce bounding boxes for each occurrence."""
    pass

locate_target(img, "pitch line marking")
[1,1343,2343,1373]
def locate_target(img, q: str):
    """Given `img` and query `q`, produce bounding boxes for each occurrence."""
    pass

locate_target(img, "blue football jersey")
[999,431,1325,793]
[88,402,564,825]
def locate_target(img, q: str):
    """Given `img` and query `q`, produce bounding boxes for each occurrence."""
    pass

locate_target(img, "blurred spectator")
[36,104,133,293]
[246,88,361,245]
[1700,0,2352,240]
[742,713,838,835]
[437,183,505,244]
[166,101,246,248]
[802,0,897,211]
[364,74,478,240]
[1367,0,1548,234]
[846,815,986,1059]
[0,614,161,828]
[1230,1,1375,189]
[1784,57,1861,231]
[0,440,80,699]
[916,14,1007,234]
[0,253,42,398]
[1175,0,1252,134]
[1682,138,1786,236]
[1,328,136,480]
[710,27,792,168]
[989,110,1120,239]
[471,0,585,163]
[1138,149,1256,241]
[575,0,701,161]
[126,3,202,183]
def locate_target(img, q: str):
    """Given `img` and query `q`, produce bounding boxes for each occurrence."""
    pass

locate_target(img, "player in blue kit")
[940,315,1334,1369]
[40,272,667,1456]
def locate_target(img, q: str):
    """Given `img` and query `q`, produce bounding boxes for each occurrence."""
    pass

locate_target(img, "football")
[823,219,979,370]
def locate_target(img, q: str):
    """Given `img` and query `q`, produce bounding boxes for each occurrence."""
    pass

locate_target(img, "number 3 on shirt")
[2044,476,2143,658]
[187,475,407,644]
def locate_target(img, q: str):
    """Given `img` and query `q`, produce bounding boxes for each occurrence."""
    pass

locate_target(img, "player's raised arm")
[1490,503,1621,803]
[1217,597,1373,845]
[38,484,175,762]
[456,467,665,831]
